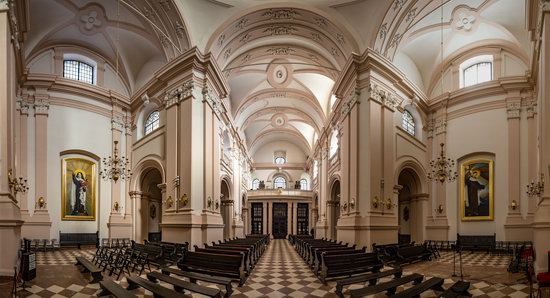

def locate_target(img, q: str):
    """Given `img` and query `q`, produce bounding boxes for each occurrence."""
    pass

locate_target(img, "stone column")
[409,193,429,243]
[533,4,550,273]
[29,93,52,238]
[267,201,272,237]
[16,99,29,218]
[504,96,529,239]
[129,191,142,242]
[0,1,23,276]
[107,111,127,239]
[526,100,537,217]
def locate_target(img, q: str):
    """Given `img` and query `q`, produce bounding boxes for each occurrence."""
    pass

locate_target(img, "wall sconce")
[215,199,220,210]
[510,200,518,210]
[372,196,379,209]
[385,198,396,210]
[278,188,283,194]
[350,198,355,210]
[113,201,120,212]
[435,204,444,214]
[526,173,544,197]
[341,202,348,212]
[36,197,46,209]
[207,196,212,209]
[8,169,29,195]
[166,196,174,208]
[179,193,188,207]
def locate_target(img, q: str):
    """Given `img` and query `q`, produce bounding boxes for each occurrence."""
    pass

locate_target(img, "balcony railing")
[247,188,313,198]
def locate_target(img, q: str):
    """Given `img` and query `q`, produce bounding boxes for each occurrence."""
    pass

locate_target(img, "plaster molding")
[506,101,521,119]
[163,80,194,108]
[203,86,226,118]
[0,0,8,11]
[341,87,360,117]
[111,116,125,131]
[17,98,30,115]
[526,100,537,118]
[33,99,50,115]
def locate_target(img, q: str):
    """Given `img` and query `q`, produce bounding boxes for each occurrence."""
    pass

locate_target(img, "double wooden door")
[272,203,288,239]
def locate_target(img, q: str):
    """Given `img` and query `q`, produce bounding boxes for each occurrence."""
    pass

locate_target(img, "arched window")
[273,177,286,189]
[402,110,415,136]
[329,130,338,157]
[252,179,260,190]
[144,111,160,135]
[63,60,94,84]
[274,157,286,164]
[463,62,492,87]
[300,179,308,190]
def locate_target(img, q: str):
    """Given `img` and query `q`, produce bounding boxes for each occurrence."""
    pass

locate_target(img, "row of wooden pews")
[290,235,471,297]
[291,236,383,285]
[96,235,269,298]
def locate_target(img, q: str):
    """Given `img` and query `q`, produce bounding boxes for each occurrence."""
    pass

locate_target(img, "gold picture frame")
[460,159,494,221]
[61,157,97,221]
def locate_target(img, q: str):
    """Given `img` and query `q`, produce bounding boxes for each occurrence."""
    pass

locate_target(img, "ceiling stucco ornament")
[455,12,476,31]
[267,60,292,88]
[314,17,327,27]
[77,5,105,36]
[240,33,252,43]
[236,17,249,30]
[311,33,322,42]
[267,47,295,55]
[262,9,300,20]
[218,34,225,46]
[271,113,288,128]
[336,33,345,45]
[406,7,417,23]
[159,0,171,11]
[223,48,232,59]
[379,23,388,39]
[175,21,186,38]
[393,0,406,11]
[264,25,297,36]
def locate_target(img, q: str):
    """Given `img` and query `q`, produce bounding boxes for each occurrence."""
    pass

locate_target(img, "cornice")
[427,77,532,110]
[251,162,307,171]
[23,74,130,109]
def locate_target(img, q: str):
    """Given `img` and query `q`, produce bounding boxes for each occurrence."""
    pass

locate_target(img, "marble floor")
[4,239,540,297]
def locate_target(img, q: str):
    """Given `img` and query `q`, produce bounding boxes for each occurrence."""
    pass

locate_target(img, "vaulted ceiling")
[21,0,531,161]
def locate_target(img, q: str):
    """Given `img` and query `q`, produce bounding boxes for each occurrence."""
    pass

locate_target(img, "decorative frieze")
[506,102,521,119]
[263,25,297,36]
[379,23,388,39]
[202,86,225,117]
[262,9,300,20]
[175,21,185,38]
[434,118,447,135]
[236,17,248,30]
[267,47,295,55]
[367,82,403,111]
[314,17,327,27]
[341,88,360,116]
[526,101,537,118]
[393,0,406,11]
[6,0,20,49]
[426,118,435,138]
[336,33,345,45]
[406,7,417,23]
[240,33,252,44]
[0,0,8,11]
[159,0,171,11]
[163,80,194,108]
[111,116,124,131]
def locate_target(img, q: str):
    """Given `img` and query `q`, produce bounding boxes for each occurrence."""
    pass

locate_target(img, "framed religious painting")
[61,157,97,221]
[460,159,494,221]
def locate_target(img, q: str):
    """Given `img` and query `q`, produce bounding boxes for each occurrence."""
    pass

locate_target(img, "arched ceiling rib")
[25,0,191,95]
[373,0,529,95]
[207,6,358,160]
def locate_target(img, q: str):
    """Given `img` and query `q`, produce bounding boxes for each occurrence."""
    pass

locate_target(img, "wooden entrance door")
[272,203,288,239]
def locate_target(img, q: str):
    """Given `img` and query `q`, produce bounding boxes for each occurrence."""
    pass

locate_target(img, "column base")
[21,209,52,239]
[315,219,328,239]
[504,212,533,241]
[425,215,450,240]
[533,197,550,273]
[232,219,244,238]
[107,213,132,239]
[161,210,223,249]
[337,214,398,251]
[0,196,23,276]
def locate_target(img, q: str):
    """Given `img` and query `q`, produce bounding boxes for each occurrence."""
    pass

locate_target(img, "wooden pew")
[457,233,496,253]
[335,267,403,298]
[313,248,365,274]
[126,275,186,298]
[132,242,166,269]
[177,251,247,286]
[61,231,99,249]
[195,246,252,273]
[349,273,424,297]
[98,280,137,298]
[75,256,103,283]
[146,272,221,298]
[319,252,383,285]
[395,245,432,265]
[389,277,444,298]
[162,267,233,297]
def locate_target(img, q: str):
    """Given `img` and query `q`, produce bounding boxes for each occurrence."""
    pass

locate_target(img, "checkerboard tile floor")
[14,240,537,297]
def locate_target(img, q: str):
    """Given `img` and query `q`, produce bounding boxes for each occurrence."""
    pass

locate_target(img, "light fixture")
[427,143,458,183]
[8,169,28,196]
[435,204,444,214]
[99,141,132,182]
[509,200,519,210]
[526,173,544,197]
[372,196,379,209]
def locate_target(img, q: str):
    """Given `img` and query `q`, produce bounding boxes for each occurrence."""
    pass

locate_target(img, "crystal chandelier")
[99,141,131,182]
[8,169,29,195]
[427,143,458,183]
[526,173,544,197]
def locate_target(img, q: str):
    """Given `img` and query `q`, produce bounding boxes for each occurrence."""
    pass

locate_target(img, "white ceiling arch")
[204,5,359,161]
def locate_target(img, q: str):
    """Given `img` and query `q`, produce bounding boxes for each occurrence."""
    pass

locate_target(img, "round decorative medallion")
[77,4,105,36]
[271,113,288,127]
[267,59,292,88]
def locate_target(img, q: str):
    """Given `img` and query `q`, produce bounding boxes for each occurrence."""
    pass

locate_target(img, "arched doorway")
[140,168,163,242]
[329,180,341,240]
[220,179,232,239]
[397,168,422,243]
